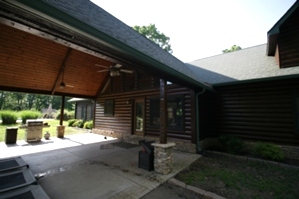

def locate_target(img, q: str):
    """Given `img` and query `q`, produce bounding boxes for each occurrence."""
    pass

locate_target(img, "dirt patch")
[176,151,299,199]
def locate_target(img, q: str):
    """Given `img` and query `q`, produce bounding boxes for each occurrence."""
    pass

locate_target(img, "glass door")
[134,99,144,135]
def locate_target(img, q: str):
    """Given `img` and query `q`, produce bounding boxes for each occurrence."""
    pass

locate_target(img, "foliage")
[218,135,243,154]
[73,119,84,128]
[83,120,93,129]
[133,24,173,53]
[252,142,285,161]
[0,91,74,111]
[222,45,242,53]
[0,110,18,125]
[68,119,77,127]
[19,110,42,124]
[56,110,74,121]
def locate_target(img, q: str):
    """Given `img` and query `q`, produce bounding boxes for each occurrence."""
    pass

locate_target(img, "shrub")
[56,110,75,121]
[68,119,77,127]
[218,135,243,154]
[0,111,18,125]
[19,110,41,124]
[73,119,84,128]
[83,120,93,129]
[252,142,285,161]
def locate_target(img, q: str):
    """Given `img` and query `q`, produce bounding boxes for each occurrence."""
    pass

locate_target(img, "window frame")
[149,95,184,131]
[104,99,114,116]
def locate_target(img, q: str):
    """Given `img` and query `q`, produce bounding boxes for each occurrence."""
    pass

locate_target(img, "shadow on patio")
[0,133,200,199]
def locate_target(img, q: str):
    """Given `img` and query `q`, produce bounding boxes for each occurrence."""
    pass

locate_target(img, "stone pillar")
[152,143,176,175]
[56,125,65,138]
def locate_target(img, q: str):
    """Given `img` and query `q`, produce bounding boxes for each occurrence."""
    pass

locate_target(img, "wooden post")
[159,79,167,144]
[60,95,65,126]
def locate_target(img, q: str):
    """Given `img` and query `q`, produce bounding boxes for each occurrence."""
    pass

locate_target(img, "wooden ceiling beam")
[51,48,73,95]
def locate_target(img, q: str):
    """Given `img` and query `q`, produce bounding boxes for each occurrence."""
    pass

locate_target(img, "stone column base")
[56,125,65,138]
[152,142,176,175]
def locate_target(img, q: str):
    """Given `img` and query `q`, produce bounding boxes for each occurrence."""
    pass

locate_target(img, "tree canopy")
[133,24,173,54]
[222,45,242,53]
[0,91,73,111]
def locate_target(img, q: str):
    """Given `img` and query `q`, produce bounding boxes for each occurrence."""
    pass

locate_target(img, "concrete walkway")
[0,133,200,199]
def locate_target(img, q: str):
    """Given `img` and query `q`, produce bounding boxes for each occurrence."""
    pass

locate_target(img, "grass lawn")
[177,152,299,199]
[0,120,87,142]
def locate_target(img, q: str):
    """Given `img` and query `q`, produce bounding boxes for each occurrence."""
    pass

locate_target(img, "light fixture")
[126,99,132,104]
[110,70,120,77]
[59,82,66,89]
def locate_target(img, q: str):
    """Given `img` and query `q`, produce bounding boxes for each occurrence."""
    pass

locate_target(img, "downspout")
[196,88,206,153]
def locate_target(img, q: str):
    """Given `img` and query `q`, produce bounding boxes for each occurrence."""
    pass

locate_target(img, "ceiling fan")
[95,63,133,77]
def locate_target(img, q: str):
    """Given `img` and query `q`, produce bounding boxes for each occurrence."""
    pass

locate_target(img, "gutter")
[195,88,206,153]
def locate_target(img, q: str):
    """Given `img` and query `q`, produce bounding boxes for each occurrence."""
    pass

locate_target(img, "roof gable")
[267,1,299,56]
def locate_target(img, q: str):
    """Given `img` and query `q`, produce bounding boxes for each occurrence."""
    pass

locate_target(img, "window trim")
[149,95,184,131]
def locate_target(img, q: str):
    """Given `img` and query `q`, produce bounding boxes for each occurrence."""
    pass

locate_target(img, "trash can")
[138,140,155,171]
[5,127,18,144]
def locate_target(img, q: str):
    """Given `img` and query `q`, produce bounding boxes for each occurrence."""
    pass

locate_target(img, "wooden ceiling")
[0,22,114,98]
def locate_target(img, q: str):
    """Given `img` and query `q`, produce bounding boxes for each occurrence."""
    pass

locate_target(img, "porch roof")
[0,0,213,98]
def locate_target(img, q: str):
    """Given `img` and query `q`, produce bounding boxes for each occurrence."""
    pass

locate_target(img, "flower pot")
[44,131,50,140]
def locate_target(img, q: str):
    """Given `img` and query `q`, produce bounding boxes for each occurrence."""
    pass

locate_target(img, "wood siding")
[95,82,195,142]
[200,78,299,145]
[278,6,299,68]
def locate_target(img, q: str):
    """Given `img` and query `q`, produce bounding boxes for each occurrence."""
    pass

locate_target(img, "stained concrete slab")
[0,133,200,199]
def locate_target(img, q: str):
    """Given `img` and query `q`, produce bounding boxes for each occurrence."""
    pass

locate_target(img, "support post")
[60,95,65,126]
[159,79,167,144]
[57,95,65,138]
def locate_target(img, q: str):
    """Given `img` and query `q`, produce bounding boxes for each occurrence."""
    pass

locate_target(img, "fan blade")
[120,69,133,74]
[97,69,109,73]
[114,64,122,68]
[66,84,74,88]
[95,64,109,69]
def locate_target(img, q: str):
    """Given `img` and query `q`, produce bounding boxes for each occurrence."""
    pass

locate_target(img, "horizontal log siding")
[201,78,299,145]
[278,7,299,68]
[95,85,195,142]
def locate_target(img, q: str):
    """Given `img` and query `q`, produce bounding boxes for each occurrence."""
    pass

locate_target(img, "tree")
[222,45,242,53]
[133,24,173,54]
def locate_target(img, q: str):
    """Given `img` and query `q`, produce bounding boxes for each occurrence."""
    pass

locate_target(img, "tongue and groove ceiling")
[0,21,114,98]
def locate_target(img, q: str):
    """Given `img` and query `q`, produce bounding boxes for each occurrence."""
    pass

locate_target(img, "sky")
[91,0,296,63]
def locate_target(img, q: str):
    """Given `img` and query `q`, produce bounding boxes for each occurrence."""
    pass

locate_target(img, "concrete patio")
[0,132,200,199]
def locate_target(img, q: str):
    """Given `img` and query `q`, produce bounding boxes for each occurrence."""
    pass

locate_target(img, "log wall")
[94,82,195,142]
[200,77,299,145]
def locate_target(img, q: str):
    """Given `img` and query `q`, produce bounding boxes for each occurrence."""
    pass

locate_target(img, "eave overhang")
[2,0,213,92]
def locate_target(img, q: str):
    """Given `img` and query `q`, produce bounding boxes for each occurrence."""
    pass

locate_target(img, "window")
[149,95,184,130]
[104,100,114,116]
[167,96,184,130]
[150,98,160,127]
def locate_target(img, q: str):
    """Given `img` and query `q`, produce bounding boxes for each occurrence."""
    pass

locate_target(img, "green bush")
[56,110,74,121]
[19,110,41,124]
[83,120,93,129]
[68,119,77,127]
[253,142,285,161]
[0,110,18,125]
[218,135,243,154]
[73,119,84,128]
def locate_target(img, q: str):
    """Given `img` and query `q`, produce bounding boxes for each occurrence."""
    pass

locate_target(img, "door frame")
[133,98,145,135]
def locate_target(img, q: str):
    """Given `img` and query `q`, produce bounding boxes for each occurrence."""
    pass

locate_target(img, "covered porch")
[0,132,200,199]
